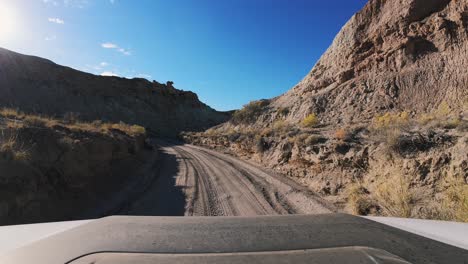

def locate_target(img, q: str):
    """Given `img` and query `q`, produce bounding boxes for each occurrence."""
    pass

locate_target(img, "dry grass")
[0,132,30,161]
[346,183,374,215]
[417,101,461,129]
[373,111,410,130]
[0,108,146,137]
[277,107,289,117]
[371,111,412,155]
[301,113,319,128]
[293,133,309,147]
[232,100,269,124]
[0,108,24,119]
[271,120,291,133]
[373,168,413,217]
[429,170,468,222]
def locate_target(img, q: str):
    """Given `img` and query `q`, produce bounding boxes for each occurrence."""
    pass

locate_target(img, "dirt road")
[119,140,333,216]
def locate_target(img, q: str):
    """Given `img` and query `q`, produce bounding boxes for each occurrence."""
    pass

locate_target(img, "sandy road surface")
[119,140,333,216]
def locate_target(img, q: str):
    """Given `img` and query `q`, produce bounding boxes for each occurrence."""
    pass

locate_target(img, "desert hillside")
[0,47,230,137]
[0,109,153,224]
[184,0,468,221]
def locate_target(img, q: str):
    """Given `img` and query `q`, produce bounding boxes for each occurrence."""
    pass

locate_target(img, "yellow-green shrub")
[301,114,319,127]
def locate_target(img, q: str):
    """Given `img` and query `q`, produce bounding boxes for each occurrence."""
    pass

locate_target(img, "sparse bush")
[428,170,468,222]
[334,128,349,141]
[23,115,54,127]
[128,125,146,136]
[442,118,461,129]
[254,135,267,153]
[277,107,289,117]
[346,183,374,215]
[0,108,23,119]
[417,101,461,129]
[373,111,410,129]
[371,111,412,155]
[301,113,319,128]
[232,100,269,124]
[305,134,325,145]
[0,133,30,162]
[272,120,291,133]
[373,168,413,218]
[293,133,309,147]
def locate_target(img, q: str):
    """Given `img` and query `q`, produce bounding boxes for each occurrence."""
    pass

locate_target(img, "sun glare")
[0,3,18,41]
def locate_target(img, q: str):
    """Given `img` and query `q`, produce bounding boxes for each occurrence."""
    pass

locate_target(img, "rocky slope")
[239,0,467,127]
[184,0,468,221]
[0,47,230,137]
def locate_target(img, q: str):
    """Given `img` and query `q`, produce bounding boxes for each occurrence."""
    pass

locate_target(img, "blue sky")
[0,0,367,111]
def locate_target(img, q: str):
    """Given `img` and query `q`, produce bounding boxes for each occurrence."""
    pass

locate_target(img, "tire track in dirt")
[119,140,334,216]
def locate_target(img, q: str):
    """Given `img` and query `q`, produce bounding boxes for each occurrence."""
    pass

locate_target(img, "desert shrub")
[0,133,30,161]
[293,133,309,147]
[430,170,468,222]
[254,135,267,153]
[346,183,374,215]
[225,129,240,141]
[23,115,56,127]
[305,134,325,145]
[334,128,350,141]
[435,101,451,116]
[232,99,269,124]
[0,108,23,119]
[373,111,410,129]
[277,107,289,117]
[301,113,319,128]
[271,120,291,134]
[371,111,412,154]
[372,168,413,218]
[128,125,146,136]
[442,118,461,129]
[260,127,273,137]
[5,120,24,129]
[417,101,461,129]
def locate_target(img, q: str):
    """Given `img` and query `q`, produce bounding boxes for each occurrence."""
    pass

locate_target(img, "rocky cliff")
[244,0,467,127]
[0,47,230,136]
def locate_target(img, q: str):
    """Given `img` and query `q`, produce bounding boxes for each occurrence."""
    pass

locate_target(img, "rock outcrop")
[246,0,467,126]
[0,47,230,136]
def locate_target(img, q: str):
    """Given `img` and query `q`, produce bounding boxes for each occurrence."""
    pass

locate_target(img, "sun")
[0,3,18,41]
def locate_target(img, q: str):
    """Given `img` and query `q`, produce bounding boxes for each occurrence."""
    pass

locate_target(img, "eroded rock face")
[0,126,147,225]
[259,0,468,126]
[0,48,230,136]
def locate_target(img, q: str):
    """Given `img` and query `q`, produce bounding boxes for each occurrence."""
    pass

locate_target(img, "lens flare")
[0,3,17,41]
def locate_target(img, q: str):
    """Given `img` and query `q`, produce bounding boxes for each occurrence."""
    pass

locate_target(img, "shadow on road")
[117,142,187,216]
